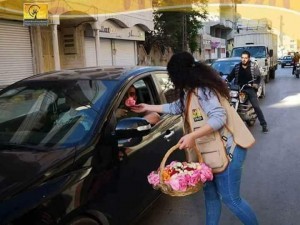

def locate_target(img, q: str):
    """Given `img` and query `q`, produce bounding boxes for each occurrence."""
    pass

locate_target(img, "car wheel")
[259,82,266,98]
[281,64,284,68]
[265,72,270,83]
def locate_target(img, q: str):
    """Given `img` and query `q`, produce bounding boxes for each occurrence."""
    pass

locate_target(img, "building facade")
[0,1,153,87]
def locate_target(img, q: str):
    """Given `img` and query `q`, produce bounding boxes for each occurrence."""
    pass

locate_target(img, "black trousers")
[244,88,267,126]
[292,65,296,74]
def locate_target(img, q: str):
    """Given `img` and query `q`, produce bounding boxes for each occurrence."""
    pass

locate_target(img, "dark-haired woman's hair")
[167,52,230,112]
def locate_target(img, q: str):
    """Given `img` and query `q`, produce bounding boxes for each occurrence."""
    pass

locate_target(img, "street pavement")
[136,67,300,225]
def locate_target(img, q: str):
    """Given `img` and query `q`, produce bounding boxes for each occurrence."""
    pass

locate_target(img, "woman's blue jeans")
[203,145,259,225]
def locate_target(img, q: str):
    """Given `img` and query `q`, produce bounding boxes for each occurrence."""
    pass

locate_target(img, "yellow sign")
[23,3,48,26]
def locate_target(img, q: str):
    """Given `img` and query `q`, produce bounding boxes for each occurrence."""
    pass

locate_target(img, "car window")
[211,60,240,75]
[153,73,179,103]
[232,46,266,58]
[0,80,103,149]
[116,77,161,126]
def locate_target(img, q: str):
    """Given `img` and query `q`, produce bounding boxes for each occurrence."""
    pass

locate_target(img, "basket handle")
[159,143,203,183]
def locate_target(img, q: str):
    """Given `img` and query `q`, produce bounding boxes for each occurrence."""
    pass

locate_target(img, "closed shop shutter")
[84,38,97,67]
[99,38,112,66]
[0,20,34,87]
[115,40,136,66]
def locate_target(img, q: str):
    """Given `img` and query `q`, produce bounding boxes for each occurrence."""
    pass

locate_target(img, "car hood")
[0,148,75,200]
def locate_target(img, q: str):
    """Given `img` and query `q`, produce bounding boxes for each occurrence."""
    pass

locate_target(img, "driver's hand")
[116,108,128,118]
[252,84,259,89]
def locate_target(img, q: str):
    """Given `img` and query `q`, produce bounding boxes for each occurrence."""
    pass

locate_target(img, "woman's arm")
[130,104,164,113]
[131,98,182,115]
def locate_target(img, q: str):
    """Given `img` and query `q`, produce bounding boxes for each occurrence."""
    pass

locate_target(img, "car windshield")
[231,46,267,58]
[0,80,109,150]
[211,60,240,75]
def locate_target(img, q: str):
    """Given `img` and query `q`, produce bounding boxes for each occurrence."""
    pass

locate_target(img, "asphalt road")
[137,67,300,225]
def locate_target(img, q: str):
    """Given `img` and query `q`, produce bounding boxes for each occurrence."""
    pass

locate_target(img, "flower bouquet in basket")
[147,144,213,197]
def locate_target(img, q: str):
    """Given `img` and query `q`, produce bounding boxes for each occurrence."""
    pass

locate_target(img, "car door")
[104,72,184,224]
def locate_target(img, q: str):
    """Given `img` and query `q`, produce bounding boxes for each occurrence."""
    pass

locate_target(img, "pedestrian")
[226,50,269,133]
[131,51,259,225]
[292,52,300,75]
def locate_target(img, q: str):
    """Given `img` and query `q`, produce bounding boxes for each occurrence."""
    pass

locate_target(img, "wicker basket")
[156,144,204,197]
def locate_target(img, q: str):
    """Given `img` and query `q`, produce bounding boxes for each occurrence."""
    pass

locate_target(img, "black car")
[280,55,294,68]
[211,57,266,98]
[0,67,185,225]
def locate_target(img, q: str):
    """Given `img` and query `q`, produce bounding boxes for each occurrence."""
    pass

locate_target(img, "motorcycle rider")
[292,52,300,75]
[226,50,269,133]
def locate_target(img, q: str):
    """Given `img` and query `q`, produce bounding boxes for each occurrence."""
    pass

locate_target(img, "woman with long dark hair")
[131,52,259,225]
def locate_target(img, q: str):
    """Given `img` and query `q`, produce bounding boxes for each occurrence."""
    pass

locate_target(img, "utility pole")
[279,15,283,46]
[279,15,284,56]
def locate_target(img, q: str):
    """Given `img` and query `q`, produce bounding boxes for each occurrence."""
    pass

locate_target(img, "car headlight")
[230,90,239,98]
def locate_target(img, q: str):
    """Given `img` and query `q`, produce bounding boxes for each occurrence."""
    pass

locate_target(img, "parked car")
[0,66,185,225]
[204,58,217,66]
[211,57,266,98]
[280,55,294,68]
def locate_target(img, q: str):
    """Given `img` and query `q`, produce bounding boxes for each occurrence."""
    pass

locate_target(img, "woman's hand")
[178,133,196,150]
[130,103,148,113]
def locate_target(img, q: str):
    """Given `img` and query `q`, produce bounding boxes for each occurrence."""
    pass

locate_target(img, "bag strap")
[183,90,193,131]
[215,93,236,161]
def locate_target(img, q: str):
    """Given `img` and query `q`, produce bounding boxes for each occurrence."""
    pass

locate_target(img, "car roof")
[212,57,256,63]
[22,66,166,83]
[214,57,241,62]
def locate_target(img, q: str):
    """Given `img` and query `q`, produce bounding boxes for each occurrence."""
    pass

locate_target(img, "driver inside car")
[116,85,160,125]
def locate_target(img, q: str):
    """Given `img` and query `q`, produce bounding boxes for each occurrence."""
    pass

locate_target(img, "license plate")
[286,63,291,65]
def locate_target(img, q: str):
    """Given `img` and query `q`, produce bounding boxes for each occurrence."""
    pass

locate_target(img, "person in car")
[131,51,259,225]
[226,50,269,133]
[116,85,160,125]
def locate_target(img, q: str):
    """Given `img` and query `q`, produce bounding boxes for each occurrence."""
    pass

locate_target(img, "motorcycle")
[294,62,300,78]
[228,79,258,126]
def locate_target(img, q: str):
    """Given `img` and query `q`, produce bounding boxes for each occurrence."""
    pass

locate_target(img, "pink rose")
[125,97,136,107]
[168,174,188,191]
[147,171,159,186]
[188,171,201,186]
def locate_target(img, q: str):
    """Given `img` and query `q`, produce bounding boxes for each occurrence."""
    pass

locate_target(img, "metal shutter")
[84,38,97,67]
[99,38,113,66]
[115,40,136,66]
[0,20,34,87]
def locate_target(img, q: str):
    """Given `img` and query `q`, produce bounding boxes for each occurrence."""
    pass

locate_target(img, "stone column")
[50,15,61,70]
[36,26,44,73]
[94,29,101,66]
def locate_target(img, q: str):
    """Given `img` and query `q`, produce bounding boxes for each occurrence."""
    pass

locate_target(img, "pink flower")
[188,170,201,186]
[125,97,136,107]
[147,171,159,186]
[147,161,213,193]
[168,173,188,191]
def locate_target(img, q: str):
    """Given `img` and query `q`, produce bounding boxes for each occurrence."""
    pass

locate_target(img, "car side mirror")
[115,117,151,147]
[269,49,273,57]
